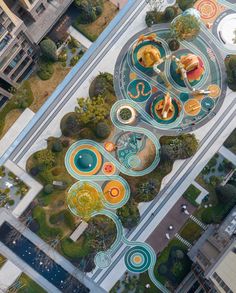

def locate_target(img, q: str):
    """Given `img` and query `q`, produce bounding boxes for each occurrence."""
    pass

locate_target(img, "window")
[213,272,233,293]
[7,23,15,33]
[36,4,45,15]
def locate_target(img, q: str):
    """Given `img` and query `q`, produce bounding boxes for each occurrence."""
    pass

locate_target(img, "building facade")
[187,206,236,293]
[0,0,73,104]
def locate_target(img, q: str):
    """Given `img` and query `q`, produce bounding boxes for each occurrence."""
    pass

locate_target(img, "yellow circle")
[184,99,201,116]
[103,180,125,204]
[208,84,221,98]
[129,72,137,80]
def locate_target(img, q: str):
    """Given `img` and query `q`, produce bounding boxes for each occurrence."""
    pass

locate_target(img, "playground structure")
[154,92,174,119]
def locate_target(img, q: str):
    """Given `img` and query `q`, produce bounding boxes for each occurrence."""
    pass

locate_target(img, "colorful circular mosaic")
[208,84,221,98]
[102,162,116,175]
[184,99,201,116]
[128,79,152,102]
[124,246,152,273]
[196,0,218,20]
[67,181,102,218]
[94,251,112,269]
[151,95,181,124]
[103,180,126,205]
[69,144,102,176]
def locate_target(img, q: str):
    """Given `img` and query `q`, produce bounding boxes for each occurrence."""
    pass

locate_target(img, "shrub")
[117,199,140,229]
[34,149,55,168]
[62,139,70,148]
[145,11,156,27]
[164,7,176,21]
[60,113,81,138]
[74,0,103,24]
[30,166,40,176]
[44,184,54,194]
[225,55,236,91]
[158,264,168,275]
[52,140,63,152]
[71,47,77,54]
[70,55,79,66]
[177,0,196,11]
[168,39,180,51]
[79,128,95,139]
[216,184,236,204]
[37,60,54,80]
[58,49,67,62]
[39,169,54,184]
[40,38,58,61]
[8,199,15,206]
[51,167,63,176]
[95,122,111,139]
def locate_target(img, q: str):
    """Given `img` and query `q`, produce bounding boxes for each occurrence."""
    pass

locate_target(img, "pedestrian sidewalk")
[0,260,22,291]
[192,180,209,205]
[4,160,42,218]
[219,145,236,166]
[68,26,92,49]
[0,109,34,158]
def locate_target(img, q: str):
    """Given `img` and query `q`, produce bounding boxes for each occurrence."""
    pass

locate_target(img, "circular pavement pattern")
[196,0,218,20]
[94,251,112,269]
[103,180,128,208]
[67,144,102,176]
[124,245,152,273]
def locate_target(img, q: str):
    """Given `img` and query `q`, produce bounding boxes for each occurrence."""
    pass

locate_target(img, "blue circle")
[74,149,98,172]
[201,97,215,111]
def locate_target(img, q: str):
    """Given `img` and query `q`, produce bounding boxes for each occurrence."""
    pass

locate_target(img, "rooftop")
[26,0,73,44]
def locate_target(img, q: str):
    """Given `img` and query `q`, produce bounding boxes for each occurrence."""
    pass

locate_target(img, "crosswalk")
[190,215,208,230]
[175,233,192,248]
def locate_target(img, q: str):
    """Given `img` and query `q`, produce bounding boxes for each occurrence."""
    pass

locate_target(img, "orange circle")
[69,145,102,176]
[104,142,116,152]
[133,256,142,264]
[184,99,201,116]
[103,180,125,204]
[130,72,137,80]
[102,162,116,175]
[208,84,221,98]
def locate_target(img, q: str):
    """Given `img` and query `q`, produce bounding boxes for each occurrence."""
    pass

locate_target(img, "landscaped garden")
[192,153,236,224]
[73,0,118,41]
[12,273,46,293]
[0,166,28,208]
[154,238,192,290]
[182,184,201,207]
[118,134,199,229]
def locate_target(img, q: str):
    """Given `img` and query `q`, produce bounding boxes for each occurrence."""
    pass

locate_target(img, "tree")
[171,14,201,41]
[34,149,55,168]
[61,113,81,138]
[135,179,158,202]
[177,0,197,11]
[95,121,111,139]
[75,95,110,126]
[44,184,54,195]
[40,38,58,61]
[225,55,236,91]
[117,199,140,229]
[168,39,180,51]
[164,7,176,21]
[216,184,236,204]
[74,0,103,24]
[52,140,63,152]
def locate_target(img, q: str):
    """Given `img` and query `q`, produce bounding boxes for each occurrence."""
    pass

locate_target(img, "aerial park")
[64,6,227,292]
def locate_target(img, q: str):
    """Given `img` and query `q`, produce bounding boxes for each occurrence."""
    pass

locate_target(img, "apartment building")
[0,0,73,104]
[187,206,236,293]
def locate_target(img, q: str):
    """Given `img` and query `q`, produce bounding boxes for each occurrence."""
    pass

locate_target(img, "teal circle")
[201,97,215,111]
[180,93,189,103]
[128,79,152,102]
[151,95,179,124]
[94,252,111,269]
[125,246,152,273]
[74,149,98,173]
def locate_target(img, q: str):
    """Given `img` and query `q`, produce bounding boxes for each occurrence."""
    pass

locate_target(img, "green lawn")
[17,273,46,293]
[33,206,62,240]
[182,184,201,207]
[179,219,203,244]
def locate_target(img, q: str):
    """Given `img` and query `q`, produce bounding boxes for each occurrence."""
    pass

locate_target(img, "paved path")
[0,108,34,157]
[0,260,22,291]
[147,197,196,253]
[0,209,106,293]
[109,0,128,9]
[219,145,236,166]
[4,160,43,218]
[192,181,209,205]
[68,26,92,49]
